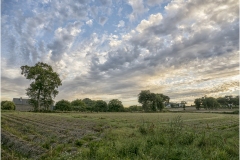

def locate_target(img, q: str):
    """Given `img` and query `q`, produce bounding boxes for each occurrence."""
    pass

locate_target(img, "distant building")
[168,102,185,108]
[13,97,33,111]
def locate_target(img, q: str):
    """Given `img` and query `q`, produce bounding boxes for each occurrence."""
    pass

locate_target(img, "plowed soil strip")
[1,130,47,159]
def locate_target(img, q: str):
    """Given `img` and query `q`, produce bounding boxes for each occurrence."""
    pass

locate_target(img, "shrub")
[55,100,71,111]
[94,100,108,112]
[1,101,15,110]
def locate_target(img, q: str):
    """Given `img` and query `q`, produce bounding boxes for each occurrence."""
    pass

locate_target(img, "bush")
[55,100,72,111]
[1,101,15,110]
[94,100,108,112]
[71,99,86,111]
[108,99,124,112]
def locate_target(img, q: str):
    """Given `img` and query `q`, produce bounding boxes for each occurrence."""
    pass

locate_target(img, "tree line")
[54,98,125,112]
[194,95,239,110]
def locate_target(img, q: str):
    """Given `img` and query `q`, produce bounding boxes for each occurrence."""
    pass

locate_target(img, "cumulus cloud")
[86,0,238,104]
[47,21,82,61]
[127,0,149,21]
[86,19,93,26]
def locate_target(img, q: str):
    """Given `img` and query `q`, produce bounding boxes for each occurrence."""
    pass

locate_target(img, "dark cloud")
[93,47,140,72]
[99,16,108,26]
[47,21,82,61]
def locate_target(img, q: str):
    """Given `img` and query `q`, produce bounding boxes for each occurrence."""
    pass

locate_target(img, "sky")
[1,0,239,107]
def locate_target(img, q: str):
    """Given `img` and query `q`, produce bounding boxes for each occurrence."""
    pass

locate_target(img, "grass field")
[1,111,239,160]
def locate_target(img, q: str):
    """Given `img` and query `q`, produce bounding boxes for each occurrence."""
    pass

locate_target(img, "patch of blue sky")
[1,1,13,15]
[147,4,165,17]
[36,1,52,12]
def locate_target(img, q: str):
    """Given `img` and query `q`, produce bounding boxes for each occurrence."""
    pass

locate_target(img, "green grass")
[1,112,239,160]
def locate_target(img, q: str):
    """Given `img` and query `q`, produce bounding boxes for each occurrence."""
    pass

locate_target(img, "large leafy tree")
[194,98,202,110]
[94,100,108,112]
[155,94,164,111]
[21,62,62,111]
[201,96,220,110]
[82,98,96,111]
[108,99,124,112]
[138,90,169,112]
[55,100,71,111]
[71,99,86,111]
[138,90,152,111]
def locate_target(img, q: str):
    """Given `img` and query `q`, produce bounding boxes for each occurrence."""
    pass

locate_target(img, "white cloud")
[127,0,149,21]
[136,13,162,33]
[86,19,93,26]
[117,20,125,28]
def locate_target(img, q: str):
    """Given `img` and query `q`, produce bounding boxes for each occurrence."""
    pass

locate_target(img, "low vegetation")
[1,100,16,110]
[1,111,239,159]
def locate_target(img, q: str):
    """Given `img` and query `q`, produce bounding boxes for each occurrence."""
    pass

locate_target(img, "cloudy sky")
[1,0,239,106]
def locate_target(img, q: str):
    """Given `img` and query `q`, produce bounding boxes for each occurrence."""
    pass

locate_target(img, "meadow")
[1,111,239,160]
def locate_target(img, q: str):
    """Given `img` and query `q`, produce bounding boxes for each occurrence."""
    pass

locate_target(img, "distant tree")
[138,90,152,111]
[138,90,169,112]
[55,100,71,111]
[21,62,62,111]
[194,98,202,110]
[94,100,108,112]
[108,99,124,112]
[82,98,96,111]
[155,94,164,111]
[217,95,239,108]
[202,97,220,110]
[1,101,16,110]
[232,96,239,106]
[71,99,86,111]
[217,97,227,107]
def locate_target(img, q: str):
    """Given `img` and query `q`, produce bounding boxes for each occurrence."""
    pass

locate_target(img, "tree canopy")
[138,90,170,112]
[55,99,71,111]
[71,99,86,111]
[82,98,96,111]
[21,62,62,111]
[108,99,124,112]
[94,100,108,112]
[194,96,220,110]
